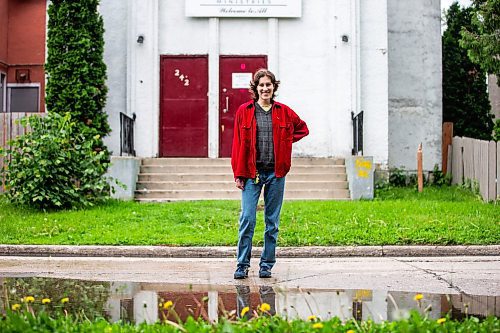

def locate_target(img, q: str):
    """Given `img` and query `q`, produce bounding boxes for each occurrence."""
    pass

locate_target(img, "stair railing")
[120,112,136,156]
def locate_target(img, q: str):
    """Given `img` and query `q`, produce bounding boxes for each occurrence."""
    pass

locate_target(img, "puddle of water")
[1,277,498,324]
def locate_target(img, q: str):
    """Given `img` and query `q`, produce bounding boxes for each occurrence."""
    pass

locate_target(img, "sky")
[441,0,472,12]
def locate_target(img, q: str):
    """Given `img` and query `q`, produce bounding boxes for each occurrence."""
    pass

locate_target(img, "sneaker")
[259,267,272,278]
[234,266,249,279]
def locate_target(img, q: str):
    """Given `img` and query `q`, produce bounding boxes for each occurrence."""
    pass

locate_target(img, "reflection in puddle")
[1,277,499,324]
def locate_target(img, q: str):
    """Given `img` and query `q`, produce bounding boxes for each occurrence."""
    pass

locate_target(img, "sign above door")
[185,0,302,18]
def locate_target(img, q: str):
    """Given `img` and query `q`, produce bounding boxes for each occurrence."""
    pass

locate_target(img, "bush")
[494,119,500,142]
[0,113,113,209]
[388,168,408,187]
[388,168,419,187]
[430,164,452,187]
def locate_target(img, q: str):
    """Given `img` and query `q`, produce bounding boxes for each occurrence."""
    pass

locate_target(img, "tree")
[442,2,494,140]
[45,0,111,148]
[460,0,500,84]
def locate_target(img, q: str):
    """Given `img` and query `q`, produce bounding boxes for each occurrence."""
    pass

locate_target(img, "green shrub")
[430,164,452,187]
[0,113,113,209]
[493,118,500,142]
[388,168,407,187]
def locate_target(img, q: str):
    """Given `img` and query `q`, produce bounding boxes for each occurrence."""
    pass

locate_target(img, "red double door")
[160,55,267,157]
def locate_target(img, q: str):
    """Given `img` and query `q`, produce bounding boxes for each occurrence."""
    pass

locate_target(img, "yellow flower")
[163,300,173,310]
[60,297,69,304]
[347,330,355,333]
[24,296,35,303]
[240,306,250,317]
[259,303,271,312]
[312,322,324,329]
[11,303,21,311]
[307,315,317,321]
[414,293,424,301]
[42,298,51,304]
[437,318,446,324]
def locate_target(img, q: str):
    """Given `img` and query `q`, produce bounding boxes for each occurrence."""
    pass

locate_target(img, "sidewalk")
[0,244,498,258]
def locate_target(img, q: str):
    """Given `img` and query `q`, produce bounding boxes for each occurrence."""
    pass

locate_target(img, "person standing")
[231,69,309,279]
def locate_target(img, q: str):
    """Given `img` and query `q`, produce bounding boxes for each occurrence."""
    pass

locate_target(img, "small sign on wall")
[186,0,302,18]
[232,73,252,89]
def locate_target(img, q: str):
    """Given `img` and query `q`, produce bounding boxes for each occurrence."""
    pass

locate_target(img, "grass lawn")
[0,186,498,246]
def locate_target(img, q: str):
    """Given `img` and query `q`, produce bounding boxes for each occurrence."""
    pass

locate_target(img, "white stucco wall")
[388,0,442,170]
[152,0,381,159]
[360,0,389,165]
[100,0,128,156]
[159,0,209,54]
[98,0,441,168]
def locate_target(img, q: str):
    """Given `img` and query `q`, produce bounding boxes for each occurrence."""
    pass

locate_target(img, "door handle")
[223,96,229,113]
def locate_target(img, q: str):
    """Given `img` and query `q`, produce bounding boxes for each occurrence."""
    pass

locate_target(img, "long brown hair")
[249,68,280,101]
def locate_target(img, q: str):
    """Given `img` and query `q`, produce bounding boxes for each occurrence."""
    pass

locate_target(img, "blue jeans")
[236,170,285,270]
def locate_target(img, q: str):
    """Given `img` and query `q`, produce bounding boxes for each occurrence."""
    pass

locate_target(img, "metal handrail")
[120,112,136,156]
[352,110,363,156]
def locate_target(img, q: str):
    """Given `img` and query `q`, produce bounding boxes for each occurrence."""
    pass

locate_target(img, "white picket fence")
[451,136,499,201]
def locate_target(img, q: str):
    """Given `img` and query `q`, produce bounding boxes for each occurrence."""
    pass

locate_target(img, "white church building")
[100,0,443,172]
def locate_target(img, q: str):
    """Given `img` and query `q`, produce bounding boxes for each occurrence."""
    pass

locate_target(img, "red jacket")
[231,100,309,179]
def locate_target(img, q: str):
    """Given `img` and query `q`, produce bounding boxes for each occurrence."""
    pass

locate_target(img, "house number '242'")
[174,69,190,86]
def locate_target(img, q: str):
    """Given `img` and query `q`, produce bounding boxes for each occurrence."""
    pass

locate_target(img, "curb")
[0,245,499,258]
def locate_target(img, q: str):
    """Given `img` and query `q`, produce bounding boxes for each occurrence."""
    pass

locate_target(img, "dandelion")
[347,330,355,333]
[24,296,35,303]
[60,297,69,304]
[308,315,317,321]
[42,298,51,305]
[259,303,271,312]
[437,318,446,324]
[163,300,173,310]
[312,322,324,329]
[413,293,423,301]
[240,306,250,317]
[11,304,21,311]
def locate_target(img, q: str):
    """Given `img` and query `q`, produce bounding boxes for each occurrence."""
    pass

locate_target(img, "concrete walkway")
[1,255,499,296]
[0,244,499,258]
[1,245,498,296]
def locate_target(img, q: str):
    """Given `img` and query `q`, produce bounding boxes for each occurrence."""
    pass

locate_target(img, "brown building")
[0,0,46,113]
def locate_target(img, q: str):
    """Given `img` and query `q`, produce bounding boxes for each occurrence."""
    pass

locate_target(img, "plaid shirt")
[255,103,275,171]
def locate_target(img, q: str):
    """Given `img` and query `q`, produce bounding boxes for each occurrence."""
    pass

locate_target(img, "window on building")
[0,73,5,112]
[7,84,40,112]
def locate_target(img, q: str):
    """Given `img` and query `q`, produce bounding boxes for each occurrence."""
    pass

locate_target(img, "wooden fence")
[451,136,499,201]
[1,112,44,193]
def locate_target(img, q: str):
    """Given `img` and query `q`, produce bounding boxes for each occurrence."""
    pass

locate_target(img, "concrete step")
[138,173,348,182]
[141,157,345,166]
[140,165,346,174]
[136,180,349,191]
[135,189,351,201]
[134,157,350,201]
[142,158,231,166]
